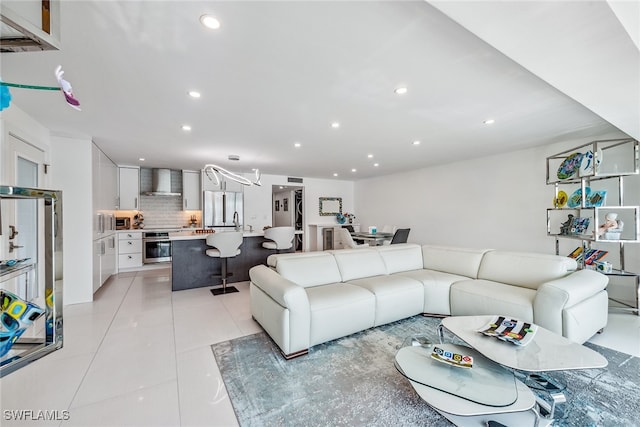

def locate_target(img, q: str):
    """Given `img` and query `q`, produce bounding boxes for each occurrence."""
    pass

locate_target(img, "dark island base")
[171,236,292,291]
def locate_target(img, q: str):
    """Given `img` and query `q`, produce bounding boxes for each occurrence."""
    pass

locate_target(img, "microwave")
[116,217,131,230]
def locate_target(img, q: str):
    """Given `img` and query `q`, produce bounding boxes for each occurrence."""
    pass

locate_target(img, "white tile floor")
[1,268,639,427]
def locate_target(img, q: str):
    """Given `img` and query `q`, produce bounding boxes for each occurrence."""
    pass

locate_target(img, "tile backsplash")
[139,195,200,228]
[117,168,201,229]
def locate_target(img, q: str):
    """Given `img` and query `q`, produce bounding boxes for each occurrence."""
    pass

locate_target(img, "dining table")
[350,231,395,245]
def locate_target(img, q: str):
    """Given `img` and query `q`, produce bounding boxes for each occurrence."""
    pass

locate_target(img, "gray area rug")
[211,316,639,426]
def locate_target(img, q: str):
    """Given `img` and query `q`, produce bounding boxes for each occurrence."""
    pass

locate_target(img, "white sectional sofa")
[248,244,609,359]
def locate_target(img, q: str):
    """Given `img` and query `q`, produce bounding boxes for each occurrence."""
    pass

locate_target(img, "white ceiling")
[1,1,637,180]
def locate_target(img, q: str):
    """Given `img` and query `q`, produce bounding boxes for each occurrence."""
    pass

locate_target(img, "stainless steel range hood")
[143,168,181,196]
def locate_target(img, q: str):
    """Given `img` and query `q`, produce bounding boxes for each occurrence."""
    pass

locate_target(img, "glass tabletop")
[395,339,518,407]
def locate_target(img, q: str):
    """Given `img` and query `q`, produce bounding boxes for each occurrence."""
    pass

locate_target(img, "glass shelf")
[0,185,64,377]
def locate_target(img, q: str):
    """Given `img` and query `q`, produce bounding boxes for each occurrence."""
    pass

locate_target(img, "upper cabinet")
[182,170,201,210]
[118,166,140,210]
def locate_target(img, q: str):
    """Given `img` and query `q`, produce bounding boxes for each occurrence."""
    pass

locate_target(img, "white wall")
[50,135,94,304]
[354,131,639,274]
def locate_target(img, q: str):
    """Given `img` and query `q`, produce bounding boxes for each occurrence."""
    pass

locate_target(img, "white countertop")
[169,229,265,240]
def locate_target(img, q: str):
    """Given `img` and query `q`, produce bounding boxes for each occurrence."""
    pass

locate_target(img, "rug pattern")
[212,316,639,426]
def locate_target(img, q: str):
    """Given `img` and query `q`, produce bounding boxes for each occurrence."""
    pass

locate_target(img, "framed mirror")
[319,197,342,216]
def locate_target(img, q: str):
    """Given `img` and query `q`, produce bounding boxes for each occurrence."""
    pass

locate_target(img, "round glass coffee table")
[394,335,540,426]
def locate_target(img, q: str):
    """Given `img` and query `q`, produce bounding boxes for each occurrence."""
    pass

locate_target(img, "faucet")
[233,211,240,231]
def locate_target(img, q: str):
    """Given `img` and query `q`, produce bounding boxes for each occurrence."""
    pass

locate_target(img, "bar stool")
[206,231,243,295]
[262,226,295,253]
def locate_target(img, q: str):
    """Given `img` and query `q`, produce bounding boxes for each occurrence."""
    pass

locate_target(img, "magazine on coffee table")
[477,315,538,347]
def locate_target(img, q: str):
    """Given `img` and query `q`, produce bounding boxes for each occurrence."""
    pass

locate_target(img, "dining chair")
[381,225,397,234]
[262,226,295,253]
[336,228,369,249]
[390,228,410,244]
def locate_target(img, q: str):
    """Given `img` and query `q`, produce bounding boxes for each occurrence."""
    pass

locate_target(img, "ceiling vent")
[1,3,60,53]
[287,177,303,183]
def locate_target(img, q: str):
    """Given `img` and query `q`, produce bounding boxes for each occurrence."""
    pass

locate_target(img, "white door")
[1,133,46,301]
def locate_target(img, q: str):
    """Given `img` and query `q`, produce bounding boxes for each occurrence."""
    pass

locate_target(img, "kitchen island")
[169,229,292,291]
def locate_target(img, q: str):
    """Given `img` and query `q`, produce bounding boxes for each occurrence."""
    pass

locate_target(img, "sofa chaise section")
[450,250,609,342]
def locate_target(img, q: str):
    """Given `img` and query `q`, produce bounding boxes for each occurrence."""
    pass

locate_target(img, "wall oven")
[143,231,172,263]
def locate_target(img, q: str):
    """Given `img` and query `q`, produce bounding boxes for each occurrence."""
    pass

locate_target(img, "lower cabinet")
[118,231,143,270]
[93,234,117,293]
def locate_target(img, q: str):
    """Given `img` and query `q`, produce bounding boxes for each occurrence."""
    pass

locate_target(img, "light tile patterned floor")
[0,268,638,426]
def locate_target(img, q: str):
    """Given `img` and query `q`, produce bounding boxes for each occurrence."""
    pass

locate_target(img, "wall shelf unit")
[546,138,639,315]
[0,186,64,377]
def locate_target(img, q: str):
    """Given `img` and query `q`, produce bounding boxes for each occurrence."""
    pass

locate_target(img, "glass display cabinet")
[546,138,639,315]
[0,185,63,377]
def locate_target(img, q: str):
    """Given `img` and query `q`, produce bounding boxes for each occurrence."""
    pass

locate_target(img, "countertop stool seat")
[262,226,295,254]
[206,231,243,295]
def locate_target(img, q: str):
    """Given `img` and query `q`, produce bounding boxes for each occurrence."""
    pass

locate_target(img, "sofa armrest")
[533,269,608,334]
[249,265,310,310]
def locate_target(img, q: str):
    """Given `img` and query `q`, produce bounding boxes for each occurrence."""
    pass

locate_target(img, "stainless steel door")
[203,191,243,227]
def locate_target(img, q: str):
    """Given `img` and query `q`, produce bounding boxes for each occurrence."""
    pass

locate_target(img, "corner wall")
[354,131,639,274]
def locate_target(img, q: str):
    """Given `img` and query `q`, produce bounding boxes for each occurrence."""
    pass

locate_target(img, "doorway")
[1,133,46,301]
[271,185,304,251]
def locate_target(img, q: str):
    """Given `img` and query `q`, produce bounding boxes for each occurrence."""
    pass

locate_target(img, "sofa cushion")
[306,283,376,346]
[331,248,387,281]
[275,253,342,288]
[478,251,578,290]
[397,269,470,315]
[450,279,536,322]
[348,275,424,326]
[422,245,489,279]
[376,244,424,274]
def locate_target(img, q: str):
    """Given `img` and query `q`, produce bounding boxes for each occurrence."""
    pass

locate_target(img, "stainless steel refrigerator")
[203,191,243,227]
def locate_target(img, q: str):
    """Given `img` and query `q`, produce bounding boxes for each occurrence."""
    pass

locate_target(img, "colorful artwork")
[0,65,81,112]
[0,289,45,357]
[557,152,584,180]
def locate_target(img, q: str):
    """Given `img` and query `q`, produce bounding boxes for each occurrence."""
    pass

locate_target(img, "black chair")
[390,228,410,244]
[343,225,364,244]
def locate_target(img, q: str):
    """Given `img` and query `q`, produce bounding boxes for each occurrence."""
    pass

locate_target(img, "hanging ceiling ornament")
[0,65,81,111]
[203,164,262,187]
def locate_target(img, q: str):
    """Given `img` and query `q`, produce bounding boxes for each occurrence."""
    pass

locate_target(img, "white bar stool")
[262,226,295,254]
[206,231,243,295]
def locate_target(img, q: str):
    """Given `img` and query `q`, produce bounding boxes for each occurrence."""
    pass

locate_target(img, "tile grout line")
[170,280,184,426]
[59,274,136,424]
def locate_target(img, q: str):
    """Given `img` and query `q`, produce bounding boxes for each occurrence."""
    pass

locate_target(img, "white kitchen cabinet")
[92,143,118,294]
[93,235,116,293]
[118,231,143,270]
[118,166,140,210]
[182,170,201,210]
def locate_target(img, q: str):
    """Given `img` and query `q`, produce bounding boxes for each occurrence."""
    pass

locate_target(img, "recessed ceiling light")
[139,158,145,162]
[484,119,495,125]
[294,142,301,148]
[333,173,338,177]
[351,168,357,173]
[373,163,379,167]
[200,14,221,30]
[412,140,421,145]
[279,186,284,189]
[331,122,340,129]
[188,91,201,98]
[181,125,192,131]
[394,86,408,95]
[367,154,373,159]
